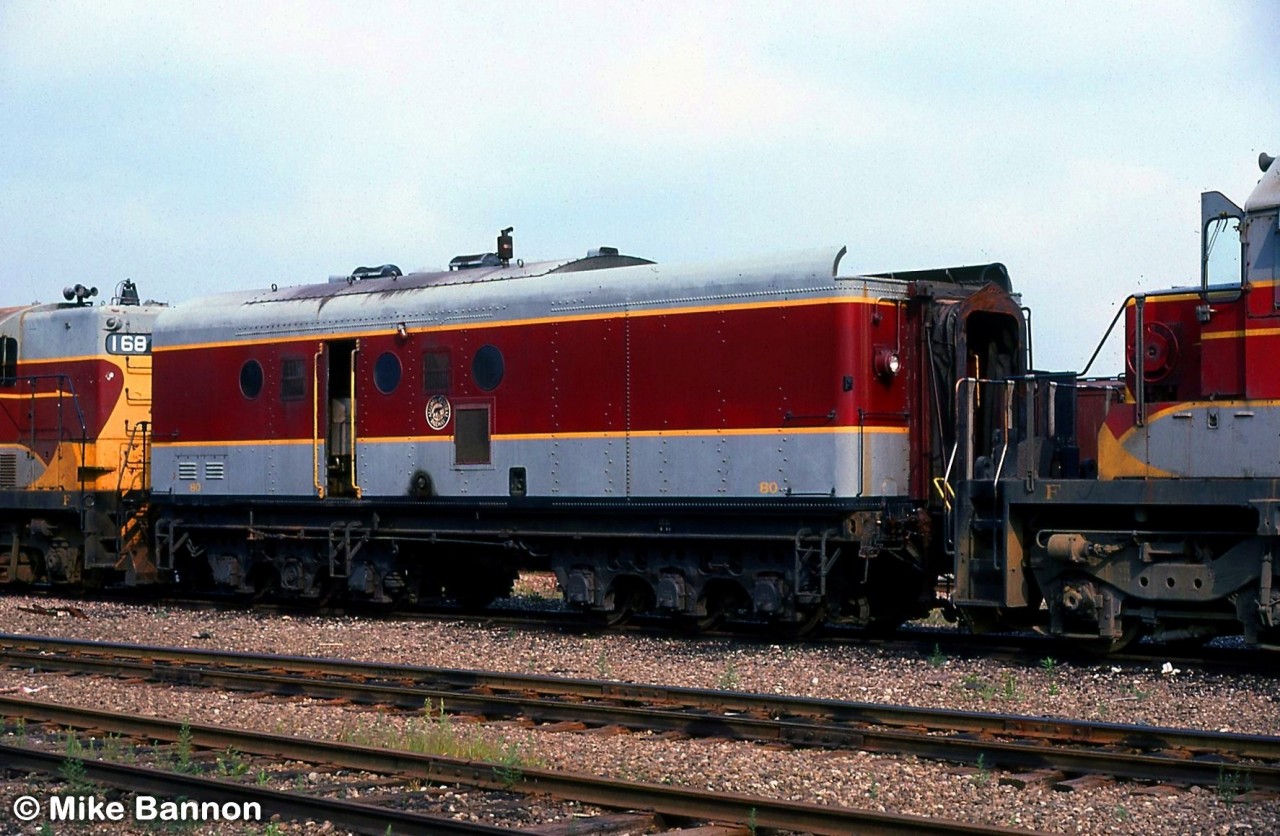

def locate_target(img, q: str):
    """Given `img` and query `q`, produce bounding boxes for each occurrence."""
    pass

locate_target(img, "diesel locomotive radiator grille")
[177,461,198,481]
[204,461,225,480]
[0,453,15,489]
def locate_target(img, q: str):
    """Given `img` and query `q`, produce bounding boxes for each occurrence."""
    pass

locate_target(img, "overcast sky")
[2,1,1276,371]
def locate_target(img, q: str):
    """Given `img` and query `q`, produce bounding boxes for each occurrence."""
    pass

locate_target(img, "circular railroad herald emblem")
[425,394,452,431]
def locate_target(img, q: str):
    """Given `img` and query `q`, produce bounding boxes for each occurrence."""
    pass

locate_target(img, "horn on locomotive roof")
[62,284,98,306]
[1263,152,1276,173]
[497,226,514,267]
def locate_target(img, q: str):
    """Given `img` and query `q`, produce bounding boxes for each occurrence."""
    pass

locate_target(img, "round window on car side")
[472,344,504,391]
[374,351,402,394]
[239,359,264,399]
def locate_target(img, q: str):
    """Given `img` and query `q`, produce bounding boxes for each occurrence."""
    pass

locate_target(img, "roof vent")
[351,264,402,281]
[449,253,502,271]
[587,247,619,258]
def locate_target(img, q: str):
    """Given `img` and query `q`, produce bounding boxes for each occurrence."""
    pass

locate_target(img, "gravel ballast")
[1,588,1277,835]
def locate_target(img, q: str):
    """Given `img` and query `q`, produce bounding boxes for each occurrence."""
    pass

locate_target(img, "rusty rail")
[2,635,1278,790]
[0,697,1034,836]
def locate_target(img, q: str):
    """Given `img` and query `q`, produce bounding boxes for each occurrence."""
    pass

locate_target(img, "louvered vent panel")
[0,454,15,489]
[204,461,225,480]
[177,461,199,481]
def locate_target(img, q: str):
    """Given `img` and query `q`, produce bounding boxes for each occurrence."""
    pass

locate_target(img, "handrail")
[1079,294,1135,377]
[11,373,90,447]
[115,420,151,496]
[312,347,324,498]
[349,343,362,499]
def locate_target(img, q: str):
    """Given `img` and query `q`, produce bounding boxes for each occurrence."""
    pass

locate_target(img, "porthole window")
[472,344,504,391]
[239,359,264,399]
[374,351,402,394]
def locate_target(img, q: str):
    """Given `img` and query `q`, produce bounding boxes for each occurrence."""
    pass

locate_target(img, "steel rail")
[0,696,1035,836]
[16,594,1278,672]
[0,742,518,835]
[3,633,1278,763]
[7,643,1276,792]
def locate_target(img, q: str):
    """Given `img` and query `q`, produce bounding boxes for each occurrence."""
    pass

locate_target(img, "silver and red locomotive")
[6,151,1277,650]
[147,242,1022,633]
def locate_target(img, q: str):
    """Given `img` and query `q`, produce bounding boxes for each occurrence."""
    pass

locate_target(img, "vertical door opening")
[325,339,358,497]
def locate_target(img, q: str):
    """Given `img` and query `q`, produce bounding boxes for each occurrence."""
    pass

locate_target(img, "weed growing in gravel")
[746,807,758,835]
[216,746,250,777]
[959,671,999,701]
[260,823,284,836]
[595,649,613,679]
[100,732,137,765]
[1124,682,1150,701]
[13,716,27,746]
[256,768,270,786]
[717,659,741,690]
[1216,765,1254,804]
[868,777,880,799]
[927,644,946,667]
[348,700,542,772]
[175,721,197,773]
[59,731,96,795]
[1113,804,1129,821]
[493,745,527,790]
[1039,656,1058,673]
[973,753,992,786]
[1001,672,1020,701]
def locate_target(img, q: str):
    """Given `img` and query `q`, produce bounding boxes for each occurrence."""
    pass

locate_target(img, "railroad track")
[17,592,1276,674]
[0,697,1035,835]
[3,633,1277,792]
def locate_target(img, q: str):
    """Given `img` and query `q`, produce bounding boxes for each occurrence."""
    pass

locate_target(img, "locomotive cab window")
[0,336,15,386]
[454,404,491,466]
[1204,215,1243,291]
[239,359,263,399]
[423,349,451,393]
[281,358,306,401]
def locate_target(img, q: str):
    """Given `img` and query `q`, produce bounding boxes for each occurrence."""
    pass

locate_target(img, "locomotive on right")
[952,151,1280,649]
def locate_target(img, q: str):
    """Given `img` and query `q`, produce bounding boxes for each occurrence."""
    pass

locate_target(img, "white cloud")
[0,0,1276,372]
[592,38,829,144]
